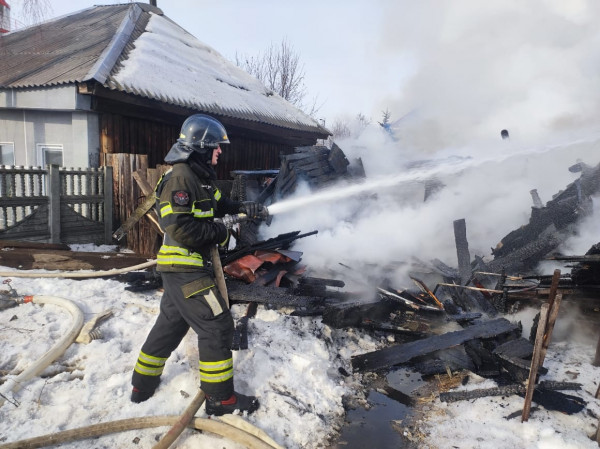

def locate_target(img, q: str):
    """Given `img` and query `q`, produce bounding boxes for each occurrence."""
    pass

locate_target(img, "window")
[36,144,64,167]
[0,143,15,165]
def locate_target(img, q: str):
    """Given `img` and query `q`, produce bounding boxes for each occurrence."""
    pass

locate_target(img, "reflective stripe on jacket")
[154,163,229,272]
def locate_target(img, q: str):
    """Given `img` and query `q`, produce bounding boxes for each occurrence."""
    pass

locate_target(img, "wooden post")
[211,245,229,308]
[539,293,562,369]
[593,332,600,367]
[103,166,113,245]
[47,164,61,244]
[453,218,471,285]
[522,303,549,422]
[530,189,543,208]
[547,269,561,311]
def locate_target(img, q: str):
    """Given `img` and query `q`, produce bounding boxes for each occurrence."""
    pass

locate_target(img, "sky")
[8,0,600,149]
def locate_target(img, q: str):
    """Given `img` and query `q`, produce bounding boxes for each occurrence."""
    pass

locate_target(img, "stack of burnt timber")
[274,143,364,199]
[487,161,600,275]
[228,143,364,246]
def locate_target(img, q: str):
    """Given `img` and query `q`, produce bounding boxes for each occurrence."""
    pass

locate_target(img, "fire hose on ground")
[0,415,281,449]
[0,211,282,448]
[0,295,84,407]
[0,259,157,279]
[0,291,282,449]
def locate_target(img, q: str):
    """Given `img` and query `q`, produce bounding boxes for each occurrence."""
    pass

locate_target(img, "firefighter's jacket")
[155,156,240,272]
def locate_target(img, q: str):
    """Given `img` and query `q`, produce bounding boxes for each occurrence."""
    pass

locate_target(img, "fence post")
[47,164,61,244]
[103,166,114,245]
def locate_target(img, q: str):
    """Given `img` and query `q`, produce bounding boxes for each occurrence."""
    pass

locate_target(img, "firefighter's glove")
[240,201,263,219]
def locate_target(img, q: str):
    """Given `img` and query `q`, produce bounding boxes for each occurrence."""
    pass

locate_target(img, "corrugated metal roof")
[0,3,329,136]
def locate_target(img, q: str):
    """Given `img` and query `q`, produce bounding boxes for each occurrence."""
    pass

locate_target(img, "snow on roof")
[108,11,323,133]
[0,3,326,135]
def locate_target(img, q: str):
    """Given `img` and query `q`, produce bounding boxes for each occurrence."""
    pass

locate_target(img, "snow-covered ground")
[0,265,380,448]
[415,321,600,449]
[2,131,600,448]
[1,259,600,449]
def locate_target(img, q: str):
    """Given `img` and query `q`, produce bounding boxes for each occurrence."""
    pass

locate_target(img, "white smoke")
[260,0,600,289]
[261,131,600,288]
[374,0,600,153]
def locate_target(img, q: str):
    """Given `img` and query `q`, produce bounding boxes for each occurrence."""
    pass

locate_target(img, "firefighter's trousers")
[132,271,234,399]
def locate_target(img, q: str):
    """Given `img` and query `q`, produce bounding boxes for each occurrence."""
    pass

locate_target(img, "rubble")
[2,147,599,435]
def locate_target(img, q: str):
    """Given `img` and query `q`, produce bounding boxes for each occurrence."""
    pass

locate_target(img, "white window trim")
[36,143,64,167]
[0,142,15,166]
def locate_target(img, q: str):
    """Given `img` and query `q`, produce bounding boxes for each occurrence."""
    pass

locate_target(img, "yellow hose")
[0,416,277,449]
[0,260,157,279]
[0,295,84,407]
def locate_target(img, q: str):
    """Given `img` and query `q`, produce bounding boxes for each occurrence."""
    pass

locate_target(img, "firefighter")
[131,114,262,416]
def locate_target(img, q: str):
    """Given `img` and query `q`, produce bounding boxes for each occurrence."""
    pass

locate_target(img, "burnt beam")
[351,317,520,373]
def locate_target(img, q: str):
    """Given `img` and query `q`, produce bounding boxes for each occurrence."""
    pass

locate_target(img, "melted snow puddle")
[328,368,425,448]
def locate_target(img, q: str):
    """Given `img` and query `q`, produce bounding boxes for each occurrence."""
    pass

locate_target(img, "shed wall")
[99,112,294,179]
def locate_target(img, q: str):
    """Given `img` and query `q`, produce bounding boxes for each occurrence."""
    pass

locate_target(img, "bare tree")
[236,39,320,116]
[330,119,351,140]
[4,0,52,26]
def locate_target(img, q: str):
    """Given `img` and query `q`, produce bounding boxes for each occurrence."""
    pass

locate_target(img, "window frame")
[0,142,15,166]
[36,143,64,167]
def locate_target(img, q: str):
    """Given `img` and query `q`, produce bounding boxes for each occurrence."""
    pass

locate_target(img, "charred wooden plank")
[440,381,581,403]
[529,389,586,415]
[299,277,345,288]
[226,280,324,309]
[454,218,471,285]
[231,302,258,351]
[493,338,534,359]
[495,351,548,382]
[222,231,317,266]
[410,346,476,376]
[0,240,70,251]
[322,297,399,329]
[446,312,482,323]
[328,143,350,175]
[351,317,519,373]
[358,319,429,338]
[0,248,151,271]
[463,339,502,376]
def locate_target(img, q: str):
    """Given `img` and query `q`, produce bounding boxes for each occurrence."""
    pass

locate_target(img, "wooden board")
[351,317,519,372]
[0,247,151,271]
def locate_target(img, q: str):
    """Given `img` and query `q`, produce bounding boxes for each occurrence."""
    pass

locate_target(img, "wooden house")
[0,3,329,253]
[0,2,328,175]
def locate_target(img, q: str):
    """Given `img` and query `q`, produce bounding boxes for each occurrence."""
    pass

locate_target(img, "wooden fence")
[104,153,168,257]
[0,165,113,245]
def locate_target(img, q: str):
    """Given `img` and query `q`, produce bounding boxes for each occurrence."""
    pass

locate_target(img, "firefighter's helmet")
[178,114,230,152]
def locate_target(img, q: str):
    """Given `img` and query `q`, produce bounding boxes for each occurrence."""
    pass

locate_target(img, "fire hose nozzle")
[260,205,271,224]
[215,206,270,229]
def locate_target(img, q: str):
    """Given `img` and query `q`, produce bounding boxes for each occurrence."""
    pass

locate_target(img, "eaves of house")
[0,2,330,146]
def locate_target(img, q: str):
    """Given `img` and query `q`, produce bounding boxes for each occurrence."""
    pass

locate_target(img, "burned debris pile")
[1,144,597,422]
[212,158,600,418]
[273,143,364,199]
[487,161,600,274]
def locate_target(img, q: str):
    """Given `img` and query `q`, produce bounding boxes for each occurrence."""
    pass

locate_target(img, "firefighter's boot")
[205,391,260,416]
[131,387,155,403]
